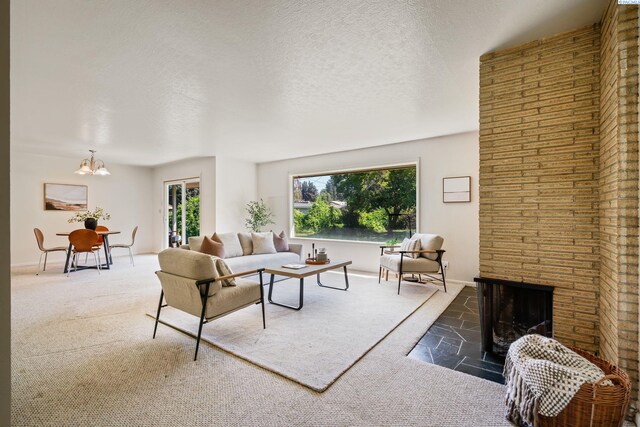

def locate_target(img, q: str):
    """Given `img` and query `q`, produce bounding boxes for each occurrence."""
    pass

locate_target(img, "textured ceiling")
[11,0,607,166]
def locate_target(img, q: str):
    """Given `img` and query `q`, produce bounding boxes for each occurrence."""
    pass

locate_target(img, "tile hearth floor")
[408,285,505,384]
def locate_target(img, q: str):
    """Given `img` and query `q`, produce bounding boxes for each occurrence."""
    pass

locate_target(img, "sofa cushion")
[225,251,300,274]
[205,278,261,320]
[380,254,440,273]
[400,237,421,258]
[187,236,205,253]
[217,232,243,258]
[252,232,277,255]
[415,234,444,260]
[273,231,289,252]
[237,232,253,256]
[200,235,225,258]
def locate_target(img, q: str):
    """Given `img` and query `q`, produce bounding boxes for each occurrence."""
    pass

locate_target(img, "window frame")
[288,160,420,244]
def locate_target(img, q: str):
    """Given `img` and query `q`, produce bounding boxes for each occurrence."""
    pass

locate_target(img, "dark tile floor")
[408,286,505,384]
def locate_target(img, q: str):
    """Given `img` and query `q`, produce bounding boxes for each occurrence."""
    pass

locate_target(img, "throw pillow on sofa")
[215,232,243,258]
[187,236,205,252]
[400,238,421,258]
[237,232,253,256]
[212,256,236,287]
[199,235,225,258]
[252,232,277,254]
[273,231,289,252]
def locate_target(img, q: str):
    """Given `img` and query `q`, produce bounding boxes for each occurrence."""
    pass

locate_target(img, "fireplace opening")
[474,277,553,356]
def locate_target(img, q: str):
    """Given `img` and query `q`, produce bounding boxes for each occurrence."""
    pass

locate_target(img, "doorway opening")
[165,178,200,248]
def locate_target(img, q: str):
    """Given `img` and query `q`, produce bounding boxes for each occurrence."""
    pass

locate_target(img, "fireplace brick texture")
[599,1,639,393]
[479,24,601,353]
[479,0,638,397]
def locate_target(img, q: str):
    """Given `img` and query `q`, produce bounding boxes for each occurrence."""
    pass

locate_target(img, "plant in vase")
[245,199,275,232]
[68,207,111,230]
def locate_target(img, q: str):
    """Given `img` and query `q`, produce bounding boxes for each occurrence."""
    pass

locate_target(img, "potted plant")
[68,207,111,230]
[245,199,275,232]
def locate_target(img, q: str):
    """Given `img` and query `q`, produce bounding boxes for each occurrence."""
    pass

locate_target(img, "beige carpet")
[150,272,444,391]
[11,255,514,426]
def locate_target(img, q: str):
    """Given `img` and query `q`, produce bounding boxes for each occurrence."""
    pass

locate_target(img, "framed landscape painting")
[44,183,88,211]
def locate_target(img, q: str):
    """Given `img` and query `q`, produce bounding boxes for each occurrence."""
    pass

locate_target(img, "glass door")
[165,178,200,248]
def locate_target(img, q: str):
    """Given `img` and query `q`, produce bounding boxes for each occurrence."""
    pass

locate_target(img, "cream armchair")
[378,233,446,295]
[153,248,266,360]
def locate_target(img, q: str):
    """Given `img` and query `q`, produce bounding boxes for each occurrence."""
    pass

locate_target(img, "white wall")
[10,151,154,266]
[257,131,479,283]
[215,157,257,232]
[151,157,216,252]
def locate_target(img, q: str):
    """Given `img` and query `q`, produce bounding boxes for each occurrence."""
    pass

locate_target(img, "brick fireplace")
[479,0,638,397]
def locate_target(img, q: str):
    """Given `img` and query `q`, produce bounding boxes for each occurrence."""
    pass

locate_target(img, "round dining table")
[56,230,121,273]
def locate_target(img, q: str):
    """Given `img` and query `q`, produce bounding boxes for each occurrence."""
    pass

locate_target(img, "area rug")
[148,271,459,392]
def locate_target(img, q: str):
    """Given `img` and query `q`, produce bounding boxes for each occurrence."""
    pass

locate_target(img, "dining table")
[56,230,121,273]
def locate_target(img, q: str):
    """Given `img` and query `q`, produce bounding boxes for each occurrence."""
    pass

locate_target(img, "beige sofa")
[181,232,303,273]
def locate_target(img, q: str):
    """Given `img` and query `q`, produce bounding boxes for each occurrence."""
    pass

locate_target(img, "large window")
[292,164,417,243]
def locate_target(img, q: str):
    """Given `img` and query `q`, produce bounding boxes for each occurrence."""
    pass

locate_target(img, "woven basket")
[537,347,631,427]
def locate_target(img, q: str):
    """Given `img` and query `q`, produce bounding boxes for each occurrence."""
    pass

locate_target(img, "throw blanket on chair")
[504,334,606,426]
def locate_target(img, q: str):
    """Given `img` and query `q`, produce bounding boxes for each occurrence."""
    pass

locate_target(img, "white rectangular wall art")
[443,176,470,203]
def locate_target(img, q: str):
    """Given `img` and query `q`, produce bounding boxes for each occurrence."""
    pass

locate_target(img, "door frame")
[164,177,200,248]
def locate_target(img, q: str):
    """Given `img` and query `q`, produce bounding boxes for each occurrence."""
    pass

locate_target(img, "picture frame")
[44,183,88,211]
[443,176,471,203]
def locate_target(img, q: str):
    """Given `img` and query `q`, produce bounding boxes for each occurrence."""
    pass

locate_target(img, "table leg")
[317,267,350,291]
[103,235,112,268]
[63,243,73,273]
[268,275,304,310]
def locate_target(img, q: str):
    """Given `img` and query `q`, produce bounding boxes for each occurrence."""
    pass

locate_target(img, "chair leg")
[378,266,382,284]
[440,262,447,293]
[397,255,404,295]
[385,270,389,281]
[194,282,211,361]
[153,290,164,339]
[67,253,75,277]
[94,252,100,274]
[85,252,88,264]
[194,303,207,361]
[129,247,135,266]
[43,252,48,271]
[37,252,44,275]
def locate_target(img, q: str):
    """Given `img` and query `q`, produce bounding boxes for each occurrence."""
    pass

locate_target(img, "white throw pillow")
[400,238,421,259]
[237,232,253,256]
[188,236,204,253]
[215,232,244,258]
[251,232,277,255]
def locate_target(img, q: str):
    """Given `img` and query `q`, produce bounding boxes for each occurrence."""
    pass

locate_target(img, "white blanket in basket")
[504,334,606,421]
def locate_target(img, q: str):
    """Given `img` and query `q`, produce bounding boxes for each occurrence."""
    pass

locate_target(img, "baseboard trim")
[11,251,154,269]
[447,279,476,287]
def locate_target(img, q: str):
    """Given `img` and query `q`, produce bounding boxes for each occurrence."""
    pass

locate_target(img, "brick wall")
[479,24,602,352]
[479,0,639,398]
[599,0,639,392]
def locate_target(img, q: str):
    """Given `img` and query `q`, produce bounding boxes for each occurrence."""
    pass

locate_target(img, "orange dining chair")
[87,225,109,263]
[110,226,138,266]
[33,228,68,275]
[68,229,101,276]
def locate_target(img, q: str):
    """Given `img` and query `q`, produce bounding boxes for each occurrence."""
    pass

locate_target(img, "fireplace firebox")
[474,277,553,356]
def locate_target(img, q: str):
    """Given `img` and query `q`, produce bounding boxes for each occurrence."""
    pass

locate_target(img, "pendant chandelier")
[74,150,110,176]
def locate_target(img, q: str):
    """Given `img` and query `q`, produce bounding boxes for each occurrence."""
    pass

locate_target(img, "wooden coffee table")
[264,260,352,310]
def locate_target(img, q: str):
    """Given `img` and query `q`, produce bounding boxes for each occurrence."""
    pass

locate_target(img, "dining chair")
[68,229,101,276]
[33,228,68,275]
[110,226,138,266]
[87,225,109,263]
